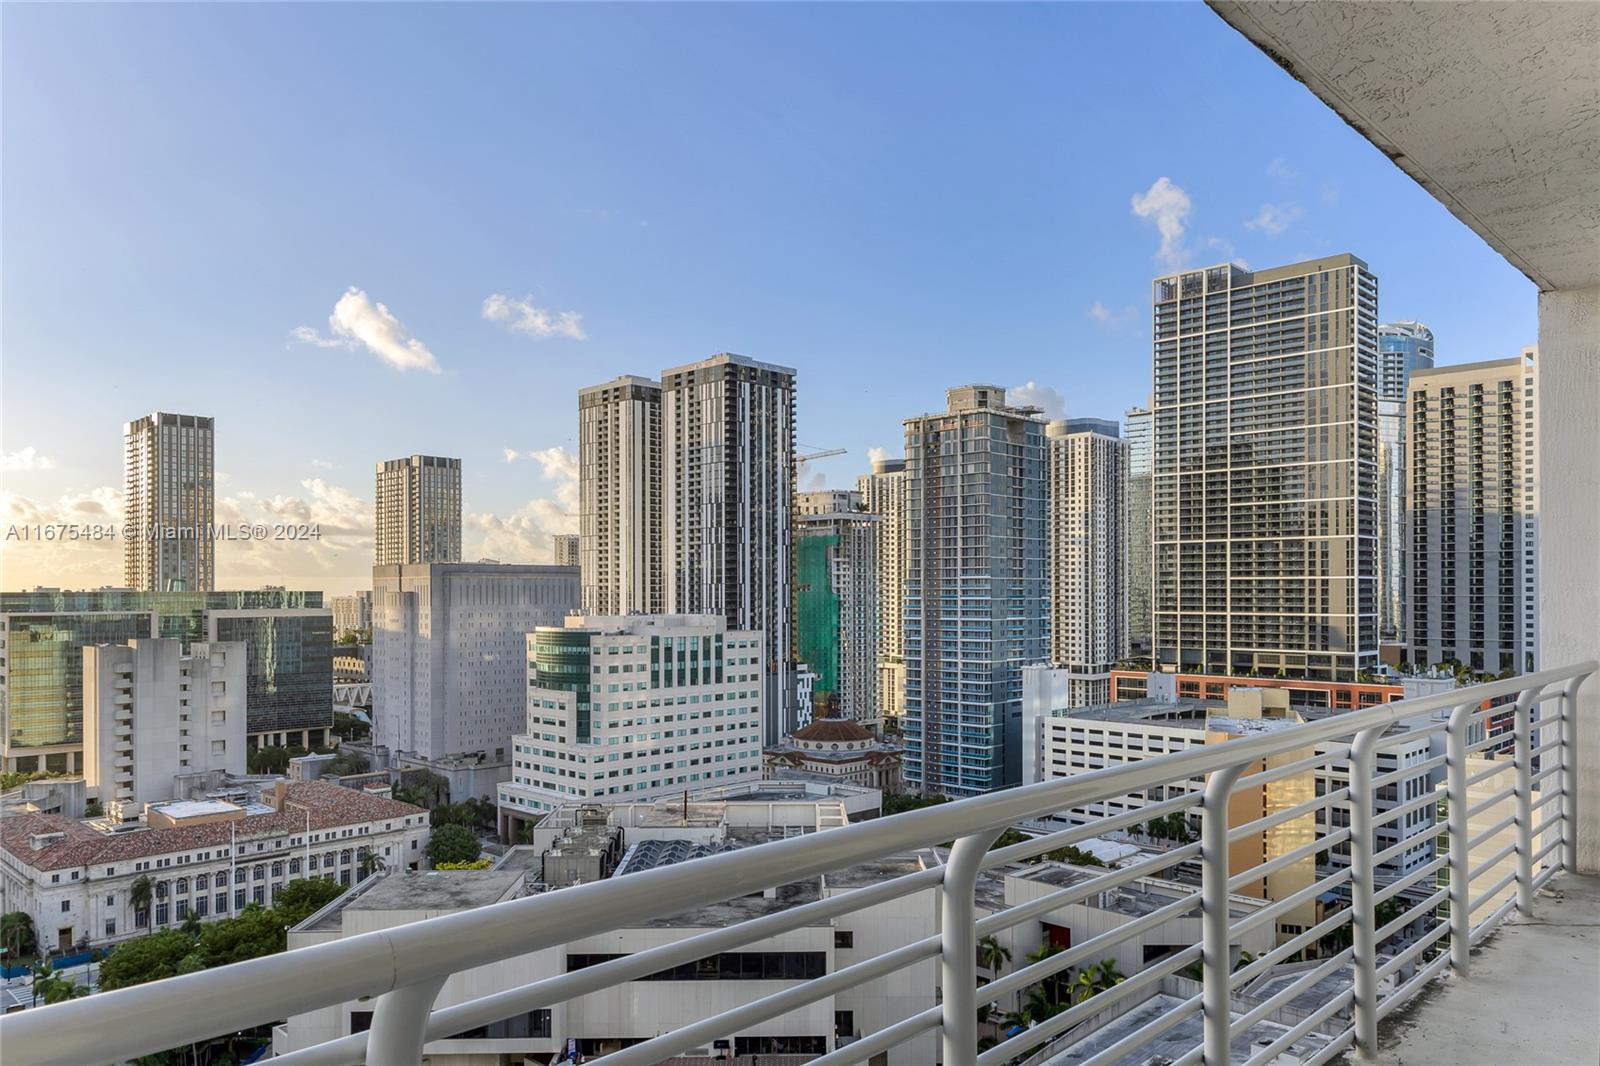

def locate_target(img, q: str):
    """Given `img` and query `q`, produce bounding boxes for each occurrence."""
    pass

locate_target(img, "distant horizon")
[2,3,1539,596]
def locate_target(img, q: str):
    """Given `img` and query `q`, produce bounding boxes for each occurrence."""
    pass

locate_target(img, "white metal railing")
[1,662,1592,1066]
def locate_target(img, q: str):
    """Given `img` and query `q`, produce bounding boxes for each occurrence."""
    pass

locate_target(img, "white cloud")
[504,448,522,463]
[1,447,57,471]
[1087,302,1138,329]
[482,294,587,342]
[1244,203,1303,237]
[1131,177,1192,268]
[1205,237,1250,271]
[1089,301,1112,323]
[866,446,891,466]
[293,287,441,373]
[310,458,333,470]
[1267,157,1298,182]
[1008,381,1066,421]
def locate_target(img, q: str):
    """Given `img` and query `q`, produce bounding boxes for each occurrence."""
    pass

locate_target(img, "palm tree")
[130,875,154,927]
[31,963,88,1006]
[358,849,387,880]
[977,935,1011,983]
[1025,941,1068,1005]
[1090,958,1125,993]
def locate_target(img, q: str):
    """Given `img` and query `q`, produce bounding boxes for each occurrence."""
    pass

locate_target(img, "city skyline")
[1,2,1541,597]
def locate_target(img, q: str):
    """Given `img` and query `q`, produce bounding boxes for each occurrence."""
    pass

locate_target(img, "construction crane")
[795,446,846,472]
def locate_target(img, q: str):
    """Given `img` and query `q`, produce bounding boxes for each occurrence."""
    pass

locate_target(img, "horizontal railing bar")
[1230,827,1350,893]
[1234,867,1351,939]
[982,892,1200,1003]
[1242,987,1354,1066]
[1532,764,1562,789]
[1374,856,1447,906]
[975,843,1203,937]
[1377,886,1448,944]
[1377,950,1452,1021]
[984,793,1199,866]
[1236,745,1353,792]
[1532,836,1563,866]
[1229,906,1352,990]
[1372,753,1447,790]
[1531,788,1566,814]
[1373,819,1449,867]
[1468,814,1518,849]
[1470,872,1519,917]
[1466,758,1515,787]
[1533,863,1563,894]
[1471,894,1520,945]
[1470,842,1518,883]
[1078,992,1202,1066]
[1372,790,1439,830]
[2,661,1589,1066]
[1303,1028,1358,1066]
[806,1007,943,1066]
[1467,731,1514,755]
[1467,787,1516,819]
[978,945,1202,1066]
[1231,946,1352,1036]
[1377,918,1450,980]
[1532,737,1563,759]
[591,934,942,1066]
[1226,786,1347,845]
[275,863,948,1066]
[1532,816,1564,843]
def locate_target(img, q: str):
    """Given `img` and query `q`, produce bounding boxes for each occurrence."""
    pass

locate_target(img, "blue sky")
[2,2,1538,594]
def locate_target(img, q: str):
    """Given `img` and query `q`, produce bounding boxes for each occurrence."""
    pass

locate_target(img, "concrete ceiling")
[1208,1,1599,292]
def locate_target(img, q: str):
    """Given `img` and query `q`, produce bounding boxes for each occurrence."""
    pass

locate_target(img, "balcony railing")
[3,661,1593,1066]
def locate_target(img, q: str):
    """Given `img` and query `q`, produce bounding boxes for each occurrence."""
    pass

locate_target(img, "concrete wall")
[1538,286,1600,872]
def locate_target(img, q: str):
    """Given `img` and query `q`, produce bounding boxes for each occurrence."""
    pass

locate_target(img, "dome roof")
[791,719,875,743]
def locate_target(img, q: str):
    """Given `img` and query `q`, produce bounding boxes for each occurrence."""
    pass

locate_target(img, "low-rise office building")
[82,638,248,820]
[763,717,904,792]
[0,780,429,953]
[496,615,764,823]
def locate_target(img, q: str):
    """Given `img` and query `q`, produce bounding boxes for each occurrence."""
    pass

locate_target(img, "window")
[61,900,71,913]
[105,919,116,937]
[156,903,170,925]
[834,930,854,949]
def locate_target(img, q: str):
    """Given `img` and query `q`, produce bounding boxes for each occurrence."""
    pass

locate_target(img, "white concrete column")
[1537,285,1600,872]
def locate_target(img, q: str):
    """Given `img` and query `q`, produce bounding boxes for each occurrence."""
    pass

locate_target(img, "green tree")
[248,746,292,775]
[357,848,387,879]
[427,824,482,866]
[1,911,38,958]
[1032,844,1107,868]
[197,905,287,967]
[129,875,155,926]
[31,963,88,1005]
[273,877,347,925]
[327,752,370,776]
[98,929,196,990]
[977,935,1011,982]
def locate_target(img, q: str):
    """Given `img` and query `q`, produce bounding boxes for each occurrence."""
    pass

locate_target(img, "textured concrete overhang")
[1207,1,1599,292]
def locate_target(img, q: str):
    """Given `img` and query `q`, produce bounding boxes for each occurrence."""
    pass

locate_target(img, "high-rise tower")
[858,457,910,730]
[661,353,796,743]
[1152,256,1379,682]
[1376,322,1436,643]
[578,376,662,614]
[374,455,461,566]
[123,412,215,592]
[1123,405,1154,654]
[903,385,1047,796]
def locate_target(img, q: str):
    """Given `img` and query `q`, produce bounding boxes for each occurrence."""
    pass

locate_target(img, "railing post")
[1349,726,1381,1058]
[365,977,446,1066]
[940,826,1002,1066]
[1201,763,1245,1066]
[1446,701,1475,976]
[1560,676,1583,873]
[1513,687,1538,916]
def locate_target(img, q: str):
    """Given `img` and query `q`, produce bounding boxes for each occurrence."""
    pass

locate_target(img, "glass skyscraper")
[1376,322,1435,643]
[903,385,1047,796]
[1152,256,1379,682]
[1123,405,1154,654]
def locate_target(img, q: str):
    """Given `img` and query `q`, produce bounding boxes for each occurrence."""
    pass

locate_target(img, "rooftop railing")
[3,661,1593,1066]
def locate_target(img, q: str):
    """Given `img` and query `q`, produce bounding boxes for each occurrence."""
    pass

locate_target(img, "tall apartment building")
[903,386,1047,796]
[1,589,333,773]
[552,534,580,568]
[1152,256,1379,682]
[794,492,879,727]
[331,591,372,638]
[1376,322,1436,643]
[579,376,662,615]
[1124,405,1154,655]
[374,455,462,566]
[371,562,579,797]
[496,615,764,818]
[858,458,909,730]
[661,354,796,744]
[1040,418,1129,709]
[1406,351,1538,674]
[82,639,247,820]
[123,412,215,592]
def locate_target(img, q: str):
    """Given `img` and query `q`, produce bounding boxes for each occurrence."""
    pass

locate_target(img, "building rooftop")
[615,839,740,876]
[1048,697,1212,726]
[1036,991,1330,1066]
[1,780,425,872]
[347,870,524,913]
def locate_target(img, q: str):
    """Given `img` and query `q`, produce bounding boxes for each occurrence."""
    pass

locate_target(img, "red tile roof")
[790,719,875,743]
[1,780,426,873]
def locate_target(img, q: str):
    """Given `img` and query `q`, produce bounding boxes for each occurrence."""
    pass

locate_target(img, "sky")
[1,2,1539,596]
